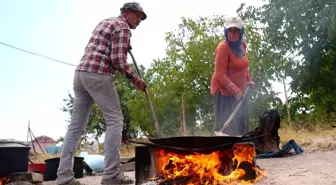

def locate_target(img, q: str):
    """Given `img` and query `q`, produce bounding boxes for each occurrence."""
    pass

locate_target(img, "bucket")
[28,163,46,175]
[0,139,31,178]
[44,157,84,181]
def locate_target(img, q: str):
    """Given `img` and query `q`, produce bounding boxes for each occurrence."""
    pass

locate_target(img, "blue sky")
[0,0,276,142]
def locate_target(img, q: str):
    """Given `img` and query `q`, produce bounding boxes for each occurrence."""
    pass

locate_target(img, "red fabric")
[210,40,252,96]
[76,15,137,80]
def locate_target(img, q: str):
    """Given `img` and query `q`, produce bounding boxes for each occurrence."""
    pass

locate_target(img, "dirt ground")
[40,149,336,185]
[256,149,336,185]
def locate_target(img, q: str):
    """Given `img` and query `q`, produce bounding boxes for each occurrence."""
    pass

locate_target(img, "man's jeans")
[56,71,123,185]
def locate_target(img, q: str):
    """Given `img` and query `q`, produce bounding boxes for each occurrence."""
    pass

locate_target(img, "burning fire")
[155,143,265,185]
[0,177,10,185]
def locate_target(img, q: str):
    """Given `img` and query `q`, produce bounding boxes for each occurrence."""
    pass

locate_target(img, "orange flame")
[0,177,10,185]
[155,143,265,185]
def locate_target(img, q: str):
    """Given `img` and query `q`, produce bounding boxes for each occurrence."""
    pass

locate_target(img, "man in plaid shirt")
[56,2,147,185]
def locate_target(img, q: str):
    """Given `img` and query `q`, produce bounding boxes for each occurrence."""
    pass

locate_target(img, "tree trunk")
[283,77,291,123]
[96,137,100,153]
[181,95,187,136]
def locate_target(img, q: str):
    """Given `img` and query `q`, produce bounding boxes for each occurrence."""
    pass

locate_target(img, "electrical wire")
[0,41,76,67]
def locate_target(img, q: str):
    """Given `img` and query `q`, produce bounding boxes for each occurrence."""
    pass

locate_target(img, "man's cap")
[225,16,244,29]
[120,2,147,21]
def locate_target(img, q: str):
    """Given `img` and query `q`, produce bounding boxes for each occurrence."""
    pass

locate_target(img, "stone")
[6,181,33,185]
[10,172,43,183]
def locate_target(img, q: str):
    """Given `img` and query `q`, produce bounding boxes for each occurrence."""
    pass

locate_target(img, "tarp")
[257,139,304,159]
[79,152,105,172]
[46,146,62,155]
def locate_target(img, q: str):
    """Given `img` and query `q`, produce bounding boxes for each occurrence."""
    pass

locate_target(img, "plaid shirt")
[76,15,137,80]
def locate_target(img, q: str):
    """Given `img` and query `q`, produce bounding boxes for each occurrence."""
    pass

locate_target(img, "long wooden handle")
[128,50,161,138]
[220,85,251,132]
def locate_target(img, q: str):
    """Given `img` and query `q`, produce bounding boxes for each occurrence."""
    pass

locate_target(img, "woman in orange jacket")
[210,16,254,136]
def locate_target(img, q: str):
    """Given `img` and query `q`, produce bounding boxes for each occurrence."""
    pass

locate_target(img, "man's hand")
[235,91,243,101]
[247,81,255,89]
[132,76,147,92]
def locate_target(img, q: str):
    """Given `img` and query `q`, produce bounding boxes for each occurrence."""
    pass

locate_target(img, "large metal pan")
[148,136,241,149]
[128,134,266,153]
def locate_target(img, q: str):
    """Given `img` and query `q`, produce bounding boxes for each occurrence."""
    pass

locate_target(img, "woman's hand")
[235,91,243,101]
[247,81,255,89]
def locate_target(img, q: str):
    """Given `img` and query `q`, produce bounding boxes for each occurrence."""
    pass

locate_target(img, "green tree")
[134,14,284,136]
[243,0,336,117]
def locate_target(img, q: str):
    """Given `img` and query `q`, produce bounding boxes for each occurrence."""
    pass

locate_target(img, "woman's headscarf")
[224,16,245,59]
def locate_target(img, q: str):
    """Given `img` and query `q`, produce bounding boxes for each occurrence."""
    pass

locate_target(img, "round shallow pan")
[148,136,241,149]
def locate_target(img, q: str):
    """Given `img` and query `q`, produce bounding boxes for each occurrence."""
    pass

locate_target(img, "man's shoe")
[101,171,134,185]
[59,178,88,185]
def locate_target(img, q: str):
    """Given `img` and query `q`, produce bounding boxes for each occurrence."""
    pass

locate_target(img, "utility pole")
[282,77,291,123]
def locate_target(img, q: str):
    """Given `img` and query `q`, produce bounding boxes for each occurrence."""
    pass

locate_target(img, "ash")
[141,182,158,185]
[141,178,163,185]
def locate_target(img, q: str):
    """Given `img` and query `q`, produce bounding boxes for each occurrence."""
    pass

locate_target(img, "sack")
[244,109,281,154]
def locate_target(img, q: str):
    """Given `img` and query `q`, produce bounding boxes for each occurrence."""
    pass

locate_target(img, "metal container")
[148,136,241,149]
[0,139,31,178]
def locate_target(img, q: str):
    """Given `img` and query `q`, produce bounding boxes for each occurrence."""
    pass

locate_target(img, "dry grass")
[120,143,136,158]
[31,126,335,163]
[279,124,336,152]
[279,125,335,142]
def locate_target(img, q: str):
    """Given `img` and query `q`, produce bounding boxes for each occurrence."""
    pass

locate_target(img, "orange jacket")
[210,40,252,96]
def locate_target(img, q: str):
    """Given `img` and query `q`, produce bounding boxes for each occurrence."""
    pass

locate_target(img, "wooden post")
[28,123,46,156]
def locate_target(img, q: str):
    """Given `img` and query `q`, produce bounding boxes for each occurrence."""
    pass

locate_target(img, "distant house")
[28,135,57,154]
